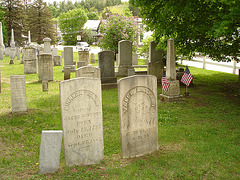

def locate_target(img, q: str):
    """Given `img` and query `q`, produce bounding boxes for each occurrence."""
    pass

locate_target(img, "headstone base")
[62,65,75,72]
[101,77,117,84]
[42,80,48,92]
[159,94,183,102]
[116,65,134,77]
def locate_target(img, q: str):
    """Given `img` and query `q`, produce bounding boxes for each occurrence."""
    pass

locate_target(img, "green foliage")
[26,0,56,44]
[130,0,240,62]
[58,7,87,45]
[99,13,139,53]
[87,12,99,20]
[0,6,7,44]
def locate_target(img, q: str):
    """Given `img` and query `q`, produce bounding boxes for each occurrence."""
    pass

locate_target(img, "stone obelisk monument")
[0,22,4,60]
[9,29,16,64]
[160,38,182,102]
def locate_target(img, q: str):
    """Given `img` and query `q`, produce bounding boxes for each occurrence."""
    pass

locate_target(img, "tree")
[1,0,26,46]
[99,13,139,54]
[0,5,7,44]
[130,0,240,62]
[26,0,56,44]
[58,7,87,45]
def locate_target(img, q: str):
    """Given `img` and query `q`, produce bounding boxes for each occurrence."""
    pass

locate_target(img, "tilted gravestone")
[23,47,37,74]
[116,40,134,77]
[10,75,27,113]
[60,77,104,166]
[78,51,89,66]
[98,50,117,83]
[118,75,158,158]
[38,130,63,174]
[38,54,53,82]
[76,64,100,78]
[63,47,75,72]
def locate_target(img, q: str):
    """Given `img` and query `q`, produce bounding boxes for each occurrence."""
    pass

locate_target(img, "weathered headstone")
[63,47,75,72]
[43,37,51,54]
[147,41,164,81]
[132,53,138,65]
[90,53,95,63]
[118,75,158,158]
[53,55,62,66]
[10,75,27,113]
[38,54,53,82]
[77,61,85,68]
[39,46,44,55]
[78,51,89,66]
[76,64,100,78]
[98,50,117,83]
[128,69,135,76]
[38,130,63,174]
[52,47,58,56]
[116,40,134,77]
[9,29,16,64]
[160,38,182,102]
[42,80,48,92]
[5,47,10,57]
[60,78,104,166]
[23,47,37,74]
[64,67,71,80]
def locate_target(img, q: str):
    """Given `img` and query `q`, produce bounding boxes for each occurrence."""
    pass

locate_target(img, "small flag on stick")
[161,72,170,91]
[181,66,193,86]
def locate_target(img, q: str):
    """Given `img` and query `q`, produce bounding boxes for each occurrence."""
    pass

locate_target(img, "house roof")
[84,20,101,31]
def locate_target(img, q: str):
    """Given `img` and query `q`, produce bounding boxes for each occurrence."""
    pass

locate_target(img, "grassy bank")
[0,54,239,179]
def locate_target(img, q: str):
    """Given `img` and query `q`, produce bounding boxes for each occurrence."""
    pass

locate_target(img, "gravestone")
[78,51,89,65]
[16,47,20,60]
[160,38,182,102]
[39,46,44,55]
[63,47,75,72]
[9,48,15,64]
[76,64,100,78]
[116,40,134,77]
[52,47,58,56]
[77,61,85,68]
[64,67,71,80]
[0,22,5,50]
[23,47,37,74]
[38,54,53,82]
[10,75,27,113]
[98,50,117,83]
[132,53,138,65]
[42,80,48,92]
[60,78,104,166]
[90,53,95,64]
[43,37,51,54]
[38,130,63,174]
[128,69,135,76]
[118,75,158,158]
[147,41,164,81]
[5,47,10,57]
[53,55,62,66]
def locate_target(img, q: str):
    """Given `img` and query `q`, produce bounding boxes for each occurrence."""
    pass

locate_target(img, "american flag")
[181,66,193,86]
[161,72,170,91]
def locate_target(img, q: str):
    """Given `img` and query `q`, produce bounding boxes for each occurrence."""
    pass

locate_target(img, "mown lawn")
[0,53,239,179]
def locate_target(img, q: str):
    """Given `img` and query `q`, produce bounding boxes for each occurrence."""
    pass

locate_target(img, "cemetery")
[0,38,239,179]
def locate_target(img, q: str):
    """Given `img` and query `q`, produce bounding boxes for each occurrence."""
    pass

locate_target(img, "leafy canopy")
[99,13,139,53]
[130,0,240,62]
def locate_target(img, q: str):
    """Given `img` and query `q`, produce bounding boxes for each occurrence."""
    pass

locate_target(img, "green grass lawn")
[0,54,239,179]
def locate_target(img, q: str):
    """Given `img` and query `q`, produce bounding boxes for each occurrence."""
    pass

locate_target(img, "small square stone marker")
[38,130,63,174]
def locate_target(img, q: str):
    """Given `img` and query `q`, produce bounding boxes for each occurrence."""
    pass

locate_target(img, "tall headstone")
[116,40,134,77]
[10,75,27,113]
[159,38,182,102]
[118,75,158,158]
[23,47,37,74]
[147,41,164,81]
[63,47,75,72]
[60,78,104,166]
[43,37,51,54]
[38,54,53,81]
[38,130,63,174]
[90,53,95,64]
[78,51,89,65]
[9,29,16,64]
[98,50,117,83]
[76,64,100,78]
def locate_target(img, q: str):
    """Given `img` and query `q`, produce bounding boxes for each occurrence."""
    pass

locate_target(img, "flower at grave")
[28,161,30,163]
[36,163,39,165]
